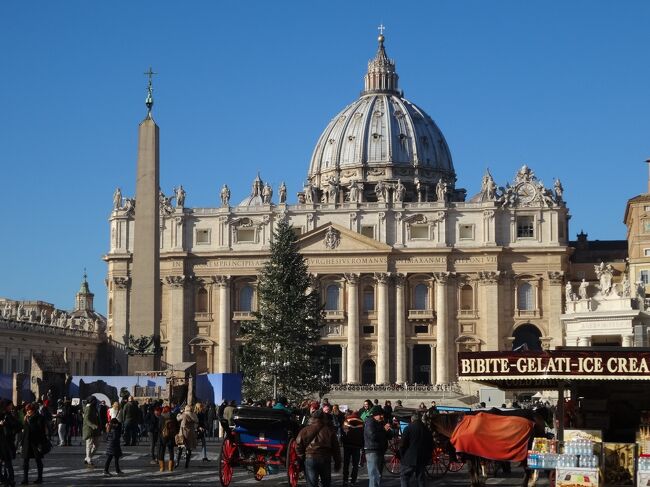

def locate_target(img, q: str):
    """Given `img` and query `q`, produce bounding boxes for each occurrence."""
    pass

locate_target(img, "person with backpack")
[175,405,198,469]
[146,407,161,464]
[341,410,364,487]
[21,403,48,485]
[103,418,123,477]
[157,406,177,472]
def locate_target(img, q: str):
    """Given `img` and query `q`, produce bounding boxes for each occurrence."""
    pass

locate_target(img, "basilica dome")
[305,35,460,204]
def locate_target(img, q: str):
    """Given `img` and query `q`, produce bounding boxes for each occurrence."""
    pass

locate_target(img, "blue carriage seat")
[233,406,292,447]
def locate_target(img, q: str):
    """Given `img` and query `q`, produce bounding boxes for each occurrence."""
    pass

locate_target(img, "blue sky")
[2,1,650,314]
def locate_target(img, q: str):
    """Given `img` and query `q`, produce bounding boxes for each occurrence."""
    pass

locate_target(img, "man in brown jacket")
[296,409,341,487]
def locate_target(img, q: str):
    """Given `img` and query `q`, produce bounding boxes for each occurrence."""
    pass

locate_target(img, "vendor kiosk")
[458,349,650,487]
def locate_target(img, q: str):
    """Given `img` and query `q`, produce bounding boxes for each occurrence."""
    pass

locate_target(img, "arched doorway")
[512,323,542,351]
[361,360,376,385]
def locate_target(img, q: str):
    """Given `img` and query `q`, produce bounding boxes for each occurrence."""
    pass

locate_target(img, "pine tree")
[239,220,329,403]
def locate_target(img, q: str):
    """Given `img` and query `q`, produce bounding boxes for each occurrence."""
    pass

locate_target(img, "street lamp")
[261,346,289,399]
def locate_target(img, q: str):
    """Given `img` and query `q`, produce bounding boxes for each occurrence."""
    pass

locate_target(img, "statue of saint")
[220,184,231,207]
[595,262,614,296]
[394,179,406,203]
[279,182,287,204]
[113,187,122,210]
[305,183,314,204]
[554,179,564,202]
[415,178,423,203]
[436,179,446,202]
[327,177,339,204]
[175,185,186,207]
[578,279,589,300]
[565,282,574,302]
[348,181,359,203]
[375,181,387,203]
[481,172,497,200]
[262,183,273,204]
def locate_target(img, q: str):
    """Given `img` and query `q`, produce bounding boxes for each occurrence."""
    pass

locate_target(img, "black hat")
[370,405,384,417]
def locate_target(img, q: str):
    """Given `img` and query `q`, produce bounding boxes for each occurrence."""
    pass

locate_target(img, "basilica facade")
[105,35,572,384]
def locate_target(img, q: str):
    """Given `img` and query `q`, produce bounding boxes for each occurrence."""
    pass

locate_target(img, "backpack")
[162,418,178,439]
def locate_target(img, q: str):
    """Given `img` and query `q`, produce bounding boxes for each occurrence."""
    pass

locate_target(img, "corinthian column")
[394,273,407,383]
[165,275,189,365]
[214,275,231,373]
[344,273,359,383]
[434,272,450,384]
[375,272,391,384]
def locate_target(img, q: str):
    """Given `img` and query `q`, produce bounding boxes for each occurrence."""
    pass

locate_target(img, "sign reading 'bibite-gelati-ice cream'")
[458,351,650,379]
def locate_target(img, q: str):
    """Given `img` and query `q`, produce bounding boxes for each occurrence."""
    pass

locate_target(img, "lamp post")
[261,344,289,399]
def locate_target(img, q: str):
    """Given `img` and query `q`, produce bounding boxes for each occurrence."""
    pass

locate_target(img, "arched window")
[108,298,113,317]
[362,286,375,313]
[517,282,534,310]
[413,284,428,310]
[325,284,340,311]
[239,285,254,312]
[460,285,473,310]
[196,288,208,313]
[512,324,542,351]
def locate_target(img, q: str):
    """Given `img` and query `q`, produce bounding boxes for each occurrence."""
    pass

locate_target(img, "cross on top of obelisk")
[378,24,385,36]
[144,66,157,116]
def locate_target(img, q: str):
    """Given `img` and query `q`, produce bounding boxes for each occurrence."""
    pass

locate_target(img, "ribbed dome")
[305,34,458,204]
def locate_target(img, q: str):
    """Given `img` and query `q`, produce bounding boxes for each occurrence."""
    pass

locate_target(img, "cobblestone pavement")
[16,437,551,487]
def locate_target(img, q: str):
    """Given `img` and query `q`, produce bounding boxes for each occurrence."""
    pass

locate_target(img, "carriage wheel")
[426,446,449,480]
[385,436,401,475]
[286,438,301,487]
[447,456,466,472]
[219,437,237,487]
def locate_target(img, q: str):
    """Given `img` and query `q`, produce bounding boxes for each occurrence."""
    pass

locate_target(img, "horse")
[424,407,551,487]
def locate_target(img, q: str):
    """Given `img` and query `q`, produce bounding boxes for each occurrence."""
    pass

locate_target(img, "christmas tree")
[239,220,329,403]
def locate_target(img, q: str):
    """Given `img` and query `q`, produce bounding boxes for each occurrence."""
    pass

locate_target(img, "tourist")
[121,396,139,446]
[147,406,161,464]
[399,412,433,487]
[331,404,345,439]
[82,396,100,467]
[359,399,373,421]
[21,403,48,484]
[0,399,16,486]
[157,406,177,472]
[194,402,210,461]
[296,410,341,487]
[341,410,364,487]
[384,400,393,423]
[364,405,393,487]
[176,405,198,469]
[428,400,438,415]
[417,402,427,412]
[103,418,123,476]
[206,402,216,438]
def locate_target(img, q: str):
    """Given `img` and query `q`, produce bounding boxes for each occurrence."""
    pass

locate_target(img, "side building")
[0,274,107,377]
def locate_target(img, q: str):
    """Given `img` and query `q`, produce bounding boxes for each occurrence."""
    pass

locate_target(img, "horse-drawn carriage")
[219,406,302,487]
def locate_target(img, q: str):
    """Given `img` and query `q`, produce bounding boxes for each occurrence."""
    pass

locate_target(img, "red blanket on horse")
[450,412,534,462]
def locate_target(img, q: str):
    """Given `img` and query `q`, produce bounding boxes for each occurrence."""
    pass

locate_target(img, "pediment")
[297,223,392,253]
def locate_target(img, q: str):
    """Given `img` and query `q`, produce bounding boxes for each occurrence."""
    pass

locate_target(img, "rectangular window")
[645,249,650,257]
[195,229,210,244]
[516,216,534,238]
[644,206,650,212]
[361,225,375,239]
[641,270,650,285]
[410,225,429,239]
[237,229,255,242]
[459,224,474,240]
[291,227,303,237]
[362,325,374,334]
[414,325,428,334]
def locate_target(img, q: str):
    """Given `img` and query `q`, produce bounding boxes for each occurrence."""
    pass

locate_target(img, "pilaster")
[213,275,232,373]
[434,272,451,383]
[394,273,407,383]
[479,271,501,351]
[164,275,190,365]
[344,273,359,383]
[375,272,391,384]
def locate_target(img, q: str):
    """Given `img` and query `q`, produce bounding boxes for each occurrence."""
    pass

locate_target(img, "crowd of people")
[233,396,441,487]
[0,394,226,485]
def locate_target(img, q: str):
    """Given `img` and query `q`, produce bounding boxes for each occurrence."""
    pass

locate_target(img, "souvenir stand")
[458,349,650,487]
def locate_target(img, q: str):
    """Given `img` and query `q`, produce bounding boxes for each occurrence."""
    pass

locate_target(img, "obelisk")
[128,68,161,373]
